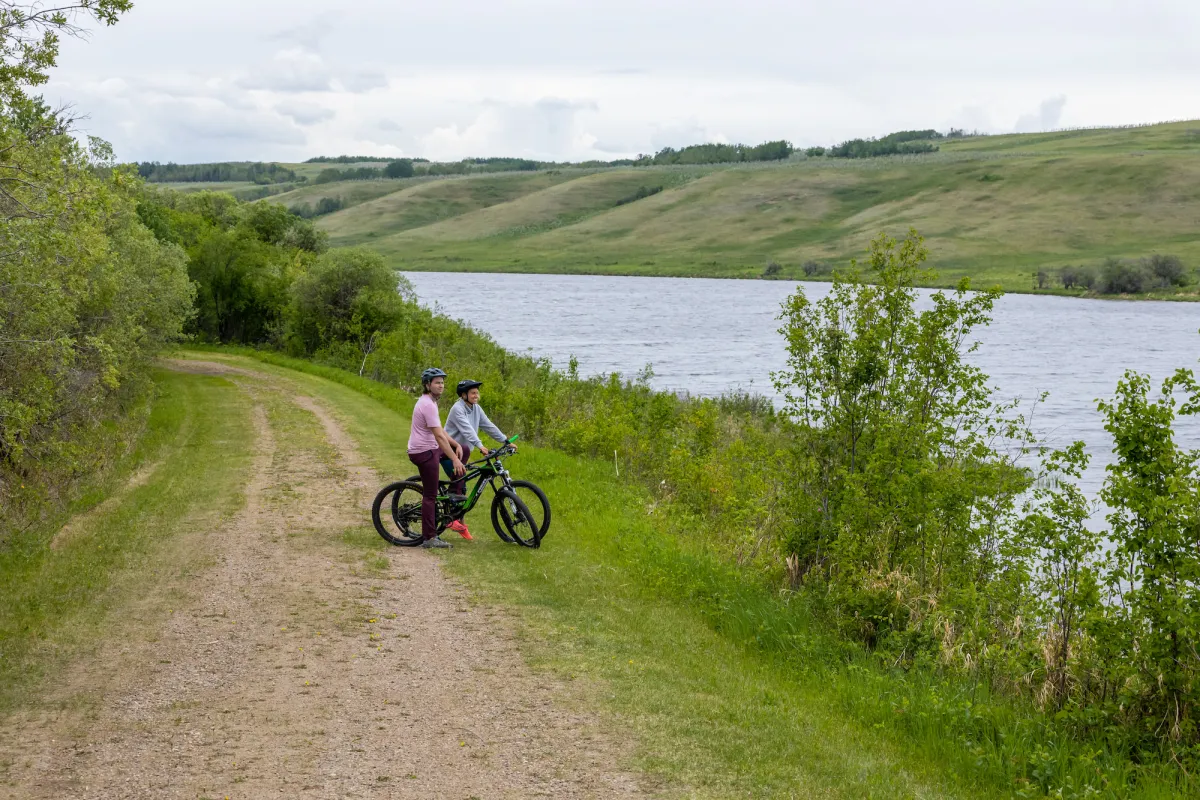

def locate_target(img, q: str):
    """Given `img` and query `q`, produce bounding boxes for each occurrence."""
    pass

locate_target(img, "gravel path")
[0,362,646,799]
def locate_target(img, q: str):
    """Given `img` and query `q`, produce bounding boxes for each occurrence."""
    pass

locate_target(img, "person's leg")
[450,441,472,496]
[443,440,474,538]
[408,449,441,540]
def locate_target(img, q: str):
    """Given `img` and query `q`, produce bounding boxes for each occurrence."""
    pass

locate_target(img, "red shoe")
[448,520,473,540]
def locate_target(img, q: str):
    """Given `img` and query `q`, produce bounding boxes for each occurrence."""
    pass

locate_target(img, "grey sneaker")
[420,536,452,549]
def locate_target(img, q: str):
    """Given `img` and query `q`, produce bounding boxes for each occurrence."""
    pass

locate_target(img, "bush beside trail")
[0,4,195,543]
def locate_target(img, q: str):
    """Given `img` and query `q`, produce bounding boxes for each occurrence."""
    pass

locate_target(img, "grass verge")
[185,348,1008,798]
[0,369,255,711]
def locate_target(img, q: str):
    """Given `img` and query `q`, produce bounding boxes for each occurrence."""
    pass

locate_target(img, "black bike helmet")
[421,367,447,387]
[456,379,483,397]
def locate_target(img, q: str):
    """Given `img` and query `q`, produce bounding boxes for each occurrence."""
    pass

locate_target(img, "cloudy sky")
[45,0,1200,164]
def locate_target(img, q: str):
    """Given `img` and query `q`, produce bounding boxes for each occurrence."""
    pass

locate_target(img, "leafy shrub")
[801,260,830,277]
[804,146,826,157]
[1059,265,1095,290]
[762,261,782,278]
[1098,257,1148,294]
[614,185,663,206]
[284,248,414,375]
[290,196,345,218]
[137,190,327,343]
[773,231,1029,648]
[1145,254,1187,287]
[1033,268,1051,289]
[2,3,195,539]
[383,159,414,179]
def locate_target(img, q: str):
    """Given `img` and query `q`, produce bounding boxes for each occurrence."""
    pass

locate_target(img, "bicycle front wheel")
[496,480,550,541]
[491,488,541,548]
[372,481,426,546]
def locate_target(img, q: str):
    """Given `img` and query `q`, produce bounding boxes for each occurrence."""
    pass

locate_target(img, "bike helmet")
[456,379,483,397]
[420,367,447,387]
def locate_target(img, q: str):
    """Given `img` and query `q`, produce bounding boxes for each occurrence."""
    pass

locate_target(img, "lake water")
[405,272,1200,503]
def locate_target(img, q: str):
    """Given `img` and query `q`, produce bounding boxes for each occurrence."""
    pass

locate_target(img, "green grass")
[153,122,1200,295]
[335,147,1200,294]
[316,169,599,246]
[266,177,428,214]
[193,350,987,798]
[14,347,1190,794]
[196,348,1191,798]
[0,370,255,710]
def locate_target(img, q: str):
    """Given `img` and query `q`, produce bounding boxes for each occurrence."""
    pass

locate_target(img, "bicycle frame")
[431,439,520,523]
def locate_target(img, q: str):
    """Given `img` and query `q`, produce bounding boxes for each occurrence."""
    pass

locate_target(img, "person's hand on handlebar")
[479,445,490,457]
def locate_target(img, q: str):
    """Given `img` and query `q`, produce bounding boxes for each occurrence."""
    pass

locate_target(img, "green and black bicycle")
[371,435,551,548]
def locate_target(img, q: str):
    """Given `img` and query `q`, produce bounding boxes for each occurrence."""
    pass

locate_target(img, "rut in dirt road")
[0,364,646,800]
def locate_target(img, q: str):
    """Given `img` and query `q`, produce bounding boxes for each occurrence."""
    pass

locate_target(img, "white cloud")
[339,71,389,93]
[239,48,333,93]
[275,100,336,126]
[40,0,1200,163]
[1014,95,1068,133]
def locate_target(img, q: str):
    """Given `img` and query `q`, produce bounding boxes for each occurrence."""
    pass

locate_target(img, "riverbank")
[4,349,1195,796]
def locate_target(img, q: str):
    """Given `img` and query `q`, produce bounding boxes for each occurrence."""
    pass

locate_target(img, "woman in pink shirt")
[407,368,465,549]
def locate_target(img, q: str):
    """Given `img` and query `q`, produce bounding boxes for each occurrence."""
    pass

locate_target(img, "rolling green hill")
[328,122,1200,291]
[165,121,1200,293]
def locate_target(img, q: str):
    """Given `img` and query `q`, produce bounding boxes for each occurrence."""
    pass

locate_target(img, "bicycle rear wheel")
[491,488,541,548]
[372,481,426,546]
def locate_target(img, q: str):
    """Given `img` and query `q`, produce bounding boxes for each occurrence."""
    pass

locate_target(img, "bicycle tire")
[491,488,541,548]
[492,480,551,541]
[372,481,427,547]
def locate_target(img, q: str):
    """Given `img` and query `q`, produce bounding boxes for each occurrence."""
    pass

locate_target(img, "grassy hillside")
[157,121,1200,293]
[315,121,1200,291]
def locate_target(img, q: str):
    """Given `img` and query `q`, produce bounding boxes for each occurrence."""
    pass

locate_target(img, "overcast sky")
[43,0,1200,164]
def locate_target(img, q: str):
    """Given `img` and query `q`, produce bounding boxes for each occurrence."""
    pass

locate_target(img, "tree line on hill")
[137,126,969,190]
[137,161,300,184]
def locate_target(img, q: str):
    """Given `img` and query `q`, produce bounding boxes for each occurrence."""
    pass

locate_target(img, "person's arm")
[432,426,464,475]
[477,406,507,446]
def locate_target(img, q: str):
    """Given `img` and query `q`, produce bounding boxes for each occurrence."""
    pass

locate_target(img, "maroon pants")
[408,448,441,539]
[443,439,473,497]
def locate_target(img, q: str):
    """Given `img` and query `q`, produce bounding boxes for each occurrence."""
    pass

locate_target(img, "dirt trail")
[0,363,645,799]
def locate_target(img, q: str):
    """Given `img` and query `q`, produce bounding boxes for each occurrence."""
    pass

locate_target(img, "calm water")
[405,272,1200,502]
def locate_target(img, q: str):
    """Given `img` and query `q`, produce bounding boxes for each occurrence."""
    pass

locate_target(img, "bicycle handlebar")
[462,440,518,469]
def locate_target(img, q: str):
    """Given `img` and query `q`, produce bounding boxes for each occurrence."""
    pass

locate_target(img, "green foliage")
[383,158,414,179]
[136,161,298,184]
[314,165,385,183]
[284,247,414,366]
[0,1,131,94]
[1016,443,1102,711]
[305,155,405,163]
[289,196,345,218]
[641,139,794,166]
[1099,257,1149,294]
[1094,369,1200,748]
[1,3,192,541]
[829,137,939,158]
[613,184,662,206]
[773,231,1028,647]
[136,190,327,343]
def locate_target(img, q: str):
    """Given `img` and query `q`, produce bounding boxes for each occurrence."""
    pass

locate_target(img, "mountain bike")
[371,436,551,548]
